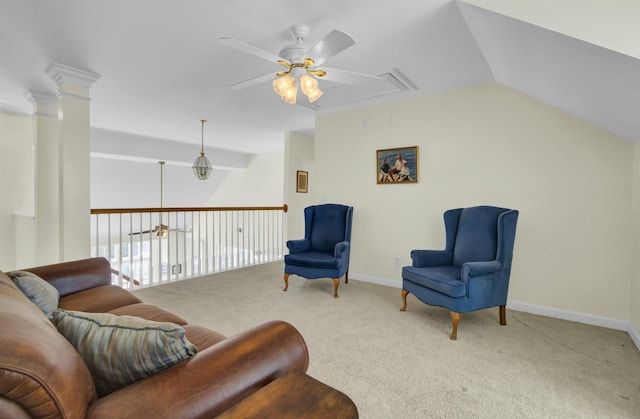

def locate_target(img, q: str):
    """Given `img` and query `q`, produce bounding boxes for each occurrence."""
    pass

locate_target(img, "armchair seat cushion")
[402,265,466,298]
[285,251,342,270]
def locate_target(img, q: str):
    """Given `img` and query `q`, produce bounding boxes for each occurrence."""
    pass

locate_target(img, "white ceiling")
[1,0,640,158]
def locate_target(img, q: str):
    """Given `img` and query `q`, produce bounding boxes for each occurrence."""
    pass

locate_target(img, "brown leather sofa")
[0,257,310,419]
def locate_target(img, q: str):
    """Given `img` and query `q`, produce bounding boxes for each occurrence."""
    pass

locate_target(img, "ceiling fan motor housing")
[279,24,311,62]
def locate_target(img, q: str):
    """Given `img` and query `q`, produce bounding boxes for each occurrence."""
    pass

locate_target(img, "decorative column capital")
[24,91,58,118]
[45,62,101,88]
[24,91,58,107]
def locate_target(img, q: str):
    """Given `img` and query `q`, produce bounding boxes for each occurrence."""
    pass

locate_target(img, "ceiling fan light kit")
[192,119,213,180]
[219,23,375,105]
[273,72,322,104]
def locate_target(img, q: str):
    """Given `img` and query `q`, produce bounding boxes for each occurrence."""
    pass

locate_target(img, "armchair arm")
[334,241,350,258]
[86,320,309,419]
[461,260,502,281]
[287,239,311,254]
[410,250,453,268]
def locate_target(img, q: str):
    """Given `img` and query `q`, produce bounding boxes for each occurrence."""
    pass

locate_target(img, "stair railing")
[91,205,288,289]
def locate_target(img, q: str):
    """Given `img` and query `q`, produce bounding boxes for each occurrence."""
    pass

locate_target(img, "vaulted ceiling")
[1,0,639,158]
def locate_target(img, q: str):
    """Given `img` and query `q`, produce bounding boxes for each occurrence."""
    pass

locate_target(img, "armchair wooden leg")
[450,311,462,340]
[345,271,349,284]
[400,289,409,311]
[332,278,339,298]
[499,305,506,326]
[283,273,289,292]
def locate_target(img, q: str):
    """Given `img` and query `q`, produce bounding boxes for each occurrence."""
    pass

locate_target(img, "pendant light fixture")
[192,119,213,180]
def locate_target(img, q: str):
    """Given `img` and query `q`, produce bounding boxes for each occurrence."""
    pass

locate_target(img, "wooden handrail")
[92,204,288,215]
[110,268,140,286]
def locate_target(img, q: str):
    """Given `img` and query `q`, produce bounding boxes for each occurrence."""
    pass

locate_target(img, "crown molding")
[45,62,101,87]
[23,91,58,107]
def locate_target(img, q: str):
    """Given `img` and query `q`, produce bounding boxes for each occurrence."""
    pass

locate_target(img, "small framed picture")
[376,146,418,184]
[296,170,308,193]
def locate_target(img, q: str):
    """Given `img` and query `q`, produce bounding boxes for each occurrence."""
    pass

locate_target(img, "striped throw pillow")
[9,271,59,317]
[51,308,197,396]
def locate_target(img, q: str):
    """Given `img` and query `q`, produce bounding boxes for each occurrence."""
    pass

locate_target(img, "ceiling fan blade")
[305,30,355,66]
[129,230,153,236]
[218,37,285,64]
[320,67,381,85]
[229,72,277,90]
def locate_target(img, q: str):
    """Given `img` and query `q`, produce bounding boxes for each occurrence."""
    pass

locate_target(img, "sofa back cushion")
[0,272,96,419]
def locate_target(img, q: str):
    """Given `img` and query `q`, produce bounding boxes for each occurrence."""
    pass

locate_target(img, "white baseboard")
[506,300,628,331]
[508,301,640,352]
[351,272,640,351]
[350,273,402,289]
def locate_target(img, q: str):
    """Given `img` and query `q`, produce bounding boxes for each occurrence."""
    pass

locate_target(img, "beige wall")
[310,83,633,323]
[0,112,33,269]
[283,132,315,241]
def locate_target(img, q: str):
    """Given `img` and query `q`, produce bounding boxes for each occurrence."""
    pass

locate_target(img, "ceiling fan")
[129,161,191,238]
[218,24,381,104]
[130,223,174,238]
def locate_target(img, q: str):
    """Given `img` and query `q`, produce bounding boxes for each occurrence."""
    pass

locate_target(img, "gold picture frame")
[296,170,308,193]
[376,146,418,184]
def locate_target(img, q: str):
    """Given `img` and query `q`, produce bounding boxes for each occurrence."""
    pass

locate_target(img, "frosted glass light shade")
[273,75,295,95]
[305,87,323,103]
[273,73,323,104]
[300,74,322,103]
[299,74,317,94]
[281,83,297,104]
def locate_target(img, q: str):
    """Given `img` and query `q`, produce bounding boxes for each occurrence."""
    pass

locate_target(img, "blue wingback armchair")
[284,204,354,298]
[401,206,519,340]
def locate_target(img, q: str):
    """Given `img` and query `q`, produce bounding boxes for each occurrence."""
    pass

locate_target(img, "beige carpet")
[132,262,640,419]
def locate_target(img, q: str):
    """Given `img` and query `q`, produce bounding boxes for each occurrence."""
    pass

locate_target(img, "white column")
[24,91,61,265]
[46,63,101,262]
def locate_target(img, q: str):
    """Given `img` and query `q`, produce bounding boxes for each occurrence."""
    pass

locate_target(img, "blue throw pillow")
[9,271,59,317]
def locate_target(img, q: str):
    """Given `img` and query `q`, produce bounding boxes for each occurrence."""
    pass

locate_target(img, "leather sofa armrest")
[21,257,112,297]
[86,320,310,419]
[410,250,453,267]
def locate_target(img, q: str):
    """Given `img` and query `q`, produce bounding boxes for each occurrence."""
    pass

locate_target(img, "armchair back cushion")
[452,206,503,266]
[307,204,351,252]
